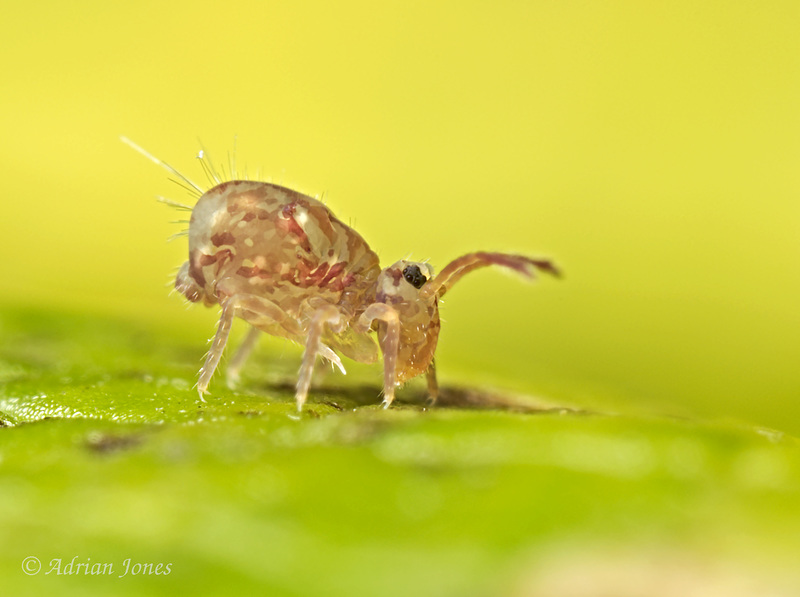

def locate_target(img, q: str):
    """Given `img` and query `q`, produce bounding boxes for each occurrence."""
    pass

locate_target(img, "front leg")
[425,358,438,406]
[357,303,401,409]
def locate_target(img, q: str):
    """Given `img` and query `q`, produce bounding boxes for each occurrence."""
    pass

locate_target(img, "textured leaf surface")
[1,306,799,596]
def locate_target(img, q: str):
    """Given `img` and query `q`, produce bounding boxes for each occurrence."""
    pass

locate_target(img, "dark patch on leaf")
[424,386,586,414]
[85,431,143,454]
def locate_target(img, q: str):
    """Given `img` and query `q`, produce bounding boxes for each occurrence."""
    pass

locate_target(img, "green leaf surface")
[1,305,798,596]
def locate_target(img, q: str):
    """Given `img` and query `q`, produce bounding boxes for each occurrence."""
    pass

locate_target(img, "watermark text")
[22,556,172,578]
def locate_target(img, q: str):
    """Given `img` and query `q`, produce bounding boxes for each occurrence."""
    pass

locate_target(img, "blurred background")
[1,0,798,432]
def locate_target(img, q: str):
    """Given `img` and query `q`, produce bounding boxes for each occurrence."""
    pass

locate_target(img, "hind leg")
[198,292,303,400]
[198,296,238,400]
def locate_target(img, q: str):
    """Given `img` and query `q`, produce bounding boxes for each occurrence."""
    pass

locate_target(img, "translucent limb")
[357,303,401,409]
[225,325,344,392]
[425,358,439,406]
[199,291,302,398]
[296,304,345,411]
[198,296,238,400]
[226,326,261,389]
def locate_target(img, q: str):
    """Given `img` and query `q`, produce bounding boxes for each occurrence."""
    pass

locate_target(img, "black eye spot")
[402,265,427,289]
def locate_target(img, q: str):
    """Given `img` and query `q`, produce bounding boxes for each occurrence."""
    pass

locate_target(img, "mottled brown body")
[160,174,560,411]
[176,181,382,365]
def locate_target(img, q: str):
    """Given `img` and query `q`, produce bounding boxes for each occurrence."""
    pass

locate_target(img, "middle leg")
[296,304,346,411]
[226,326,261,389]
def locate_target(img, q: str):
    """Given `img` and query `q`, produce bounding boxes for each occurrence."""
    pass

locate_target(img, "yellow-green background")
[2,0,798,431]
